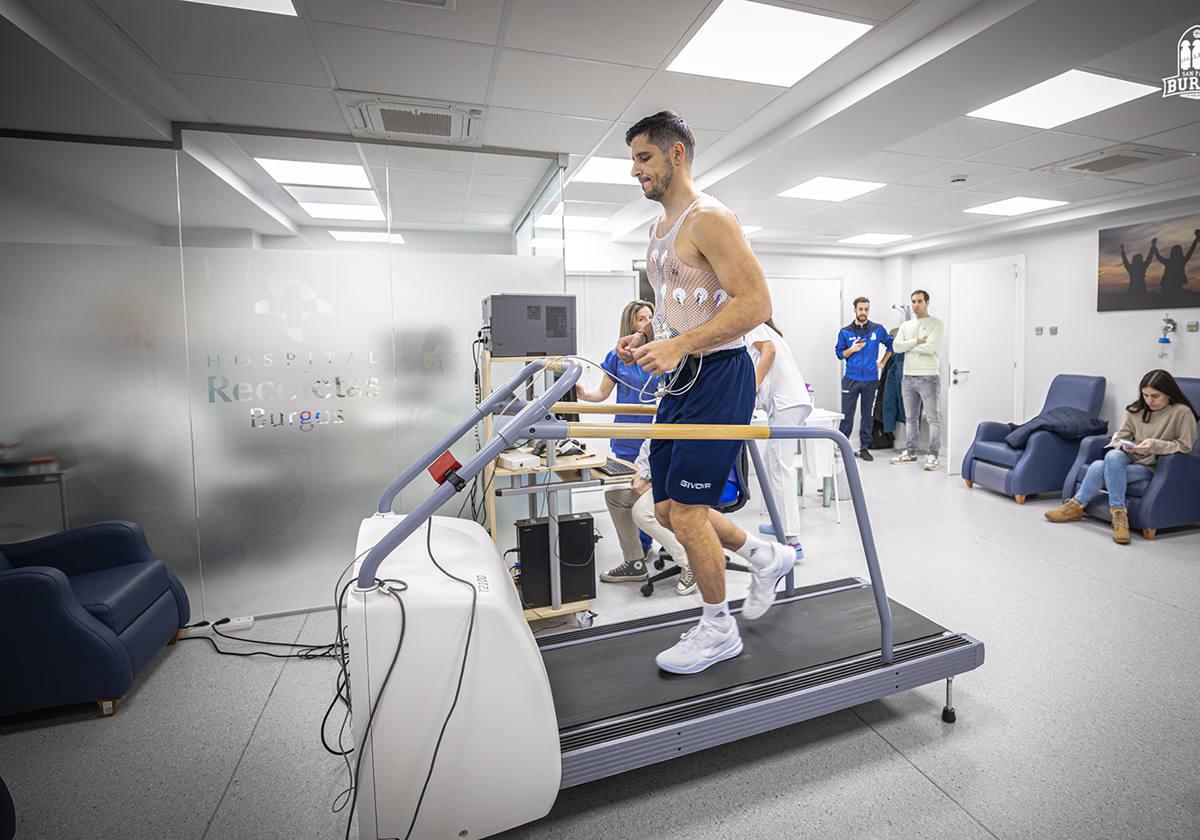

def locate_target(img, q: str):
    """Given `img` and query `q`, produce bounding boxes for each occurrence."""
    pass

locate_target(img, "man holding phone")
[834,296,893,460]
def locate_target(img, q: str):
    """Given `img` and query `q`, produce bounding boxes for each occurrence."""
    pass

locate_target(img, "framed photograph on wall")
[1098,213,1200,311]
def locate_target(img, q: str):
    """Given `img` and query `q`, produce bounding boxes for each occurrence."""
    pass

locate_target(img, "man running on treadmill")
[616,111,798,675]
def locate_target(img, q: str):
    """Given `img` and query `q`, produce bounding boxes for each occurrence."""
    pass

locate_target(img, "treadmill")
[347,359,984,840]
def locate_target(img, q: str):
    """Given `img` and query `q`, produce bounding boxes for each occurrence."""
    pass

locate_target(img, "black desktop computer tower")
[515,513,596,609]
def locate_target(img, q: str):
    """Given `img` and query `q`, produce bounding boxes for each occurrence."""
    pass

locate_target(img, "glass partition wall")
[0,128,565,619]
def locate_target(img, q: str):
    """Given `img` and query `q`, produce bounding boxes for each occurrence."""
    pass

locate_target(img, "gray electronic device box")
[482,294,577,357]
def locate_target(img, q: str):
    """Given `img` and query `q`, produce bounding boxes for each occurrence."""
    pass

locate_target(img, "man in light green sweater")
[890,289,945,471]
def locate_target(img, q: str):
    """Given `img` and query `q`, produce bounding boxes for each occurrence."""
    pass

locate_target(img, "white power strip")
[178,616,256,639]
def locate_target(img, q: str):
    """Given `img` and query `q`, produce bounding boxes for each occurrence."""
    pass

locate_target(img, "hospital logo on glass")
[253,277,333,342]
[1162,26,1200,99]
[203,277,382,433]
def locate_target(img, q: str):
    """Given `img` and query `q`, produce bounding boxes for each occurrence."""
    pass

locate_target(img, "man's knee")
[654,501,672,530]
[667,502,708,541]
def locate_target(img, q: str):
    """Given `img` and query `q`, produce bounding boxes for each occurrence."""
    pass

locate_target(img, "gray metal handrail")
[356,359,581,589]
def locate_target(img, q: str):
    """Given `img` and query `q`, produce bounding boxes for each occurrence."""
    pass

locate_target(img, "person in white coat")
[746,319,812,544]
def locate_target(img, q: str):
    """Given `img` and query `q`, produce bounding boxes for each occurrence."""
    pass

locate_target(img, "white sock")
[701,600,732,629]
[736,534,776,571]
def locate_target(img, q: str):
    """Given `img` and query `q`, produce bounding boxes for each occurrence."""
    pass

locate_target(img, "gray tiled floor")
[2,458,1198,840]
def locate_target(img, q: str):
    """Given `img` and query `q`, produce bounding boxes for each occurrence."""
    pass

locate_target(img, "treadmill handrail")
[522,420,894,665]
[376,359,547,514]
[356,360,582,589]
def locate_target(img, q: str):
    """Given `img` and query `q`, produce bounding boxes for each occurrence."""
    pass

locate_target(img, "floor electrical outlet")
[177,616,256,639]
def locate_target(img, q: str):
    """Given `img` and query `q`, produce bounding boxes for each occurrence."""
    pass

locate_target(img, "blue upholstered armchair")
[0,521,190,717]
[1063,376,1200,540]
[962,374,1106,504]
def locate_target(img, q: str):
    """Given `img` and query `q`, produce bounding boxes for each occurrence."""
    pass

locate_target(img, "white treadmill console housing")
[348,513,561,840]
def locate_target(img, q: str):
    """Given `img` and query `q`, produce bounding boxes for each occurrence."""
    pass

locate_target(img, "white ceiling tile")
[621,74,785,131]
[844,184,952,206]
[305,0,504,44]
[386,191,468,211]
[1056,96,1200,143]
[930,212,988,228]
[564,182,645,203]
[969,170,1085,196]
[172,75,348,133]
[284,185,378,205]
[1106,154,1200,186]
[899,160,1021,190]
[463,211,515,226]
[94,0,328,86]
[915,190,1003,211]
[970,131,1112,169]
[482,107,610,153]
[800,202,940,223]
[736,211,829,231]
[1029,178,1141,203]
[374,167,473,193]
[316,22,493,103]
[470,173,541,197]
[390,208,465,224]
[464,194,527,212]
[367,145,476,172]
[1137,120,1200,154]
[831,151,951,183]
[0,18,163,139]
[503,0,708,68]
[472,154,553,177]
[735,196,828,216]
[1082,22,1191,84]
[232,135,363,166]
[489,50,651,120]
[887,116,1039,159]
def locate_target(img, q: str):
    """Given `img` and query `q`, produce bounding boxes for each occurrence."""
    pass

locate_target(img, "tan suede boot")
[1110,506,1131,544]
[1044,498,1084,523]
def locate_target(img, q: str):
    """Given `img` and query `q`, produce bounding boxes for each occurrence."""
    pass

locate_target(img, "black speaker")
[515,513,596,609]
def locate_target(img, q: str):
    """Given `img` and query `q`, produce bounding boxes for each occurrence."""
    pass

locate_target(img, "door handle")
[952,368,970,375]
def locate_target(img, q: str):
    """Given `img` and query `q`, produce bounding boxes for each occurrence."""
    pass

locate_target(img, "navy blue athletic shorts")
[650,347,756,506]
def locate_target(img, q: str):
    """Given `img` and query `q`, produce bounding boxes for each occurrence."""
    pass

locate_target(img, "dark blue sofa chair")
[0,521,190,717]
[962,374,1106,504]
[1063,376,1200,540]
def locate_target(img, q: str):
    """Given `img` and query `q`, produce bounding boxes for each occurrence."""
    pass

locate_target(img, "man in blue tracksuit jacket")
[834,296,893,460]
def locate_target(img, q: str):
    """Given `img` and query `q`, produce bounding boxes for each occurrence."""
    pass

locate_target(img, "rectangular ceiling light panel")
[256,158,370,188]
[179,0,296,15]
[329,231,405,243]
[668,0,872,87]
[963,196,1067,216]
[779,176,885,201]
[574,157,638,185]
[968,69,1157,129]
[300,202,386,221]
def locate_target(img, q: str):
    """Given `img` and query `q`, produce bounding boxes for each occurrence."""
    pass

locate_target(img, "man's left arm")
[632,206,771,375]
[909,319,944,355]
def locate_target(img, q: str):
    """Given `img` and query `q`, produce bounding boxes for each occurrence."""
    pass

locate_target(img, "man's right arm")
[892,322,917,353]
[834,329,850,360]
[616,322,654,363]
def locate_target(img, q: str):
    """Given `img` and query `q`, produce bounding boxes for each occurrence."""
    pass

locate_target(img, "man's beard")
[645,160,675,201]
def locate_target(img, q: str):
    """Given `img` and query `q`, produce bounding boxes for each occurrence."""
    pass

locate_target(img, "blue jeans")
[1074,448,1153,509]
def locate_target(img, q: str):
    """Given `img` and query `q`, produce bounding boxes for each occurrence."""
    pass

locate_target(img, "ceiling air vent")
[337,93,483,146]
[1040,143,1191,177]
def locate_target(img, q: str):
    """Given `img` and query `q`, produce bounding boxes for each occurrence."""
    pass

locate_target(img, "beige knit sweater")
[1110,402,1198,468]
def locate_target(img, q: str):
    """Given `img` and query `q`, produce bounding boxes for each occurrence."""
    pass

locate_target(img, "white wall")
[908,207,1200,428]
[0,170,161,246]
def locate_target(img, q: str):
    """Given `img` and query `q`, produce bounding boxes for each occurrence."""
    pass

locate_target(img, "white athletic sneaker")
[655,619,743,674]
[891,451,918,464]
[676,565,697,596]
[923,454,940,471]
[741,541,798,621]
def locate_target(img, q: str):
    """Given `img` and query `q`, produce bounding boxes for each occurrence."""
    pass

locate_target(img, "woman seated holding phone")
[1045,369,1197,543]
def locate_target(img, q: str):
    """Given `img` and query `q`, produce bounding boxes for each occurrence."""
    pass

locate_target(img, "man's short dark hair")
[911,289,930,303]
[853,296,870,308]
[625,111,695,163]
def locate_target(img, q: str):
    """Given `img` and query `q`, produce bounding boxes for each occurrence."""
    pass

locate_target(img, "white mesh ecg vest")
[646,195,745,355]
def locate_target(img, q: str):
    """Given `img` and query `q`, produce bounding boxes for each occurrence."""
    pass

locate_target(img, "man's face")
[630,135,677,202]
[911,294,929,317]
[855,301,870,323]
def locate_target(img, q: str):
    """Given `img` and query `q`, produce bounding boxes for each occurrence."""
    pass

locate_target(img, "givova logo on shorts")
[679,479,712,490]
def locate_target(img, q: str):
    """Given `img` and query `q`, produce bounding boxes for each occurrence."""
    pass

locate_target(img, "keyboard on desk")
[597,459,636,477]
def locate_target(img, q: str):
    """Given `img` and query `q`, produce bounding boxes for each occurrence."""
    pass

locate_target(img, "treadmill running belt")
[544,586,945,731]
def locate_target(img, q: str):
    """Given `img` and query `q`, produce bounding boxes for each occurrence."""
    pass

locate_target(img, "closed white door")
[947,261,1020,475]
